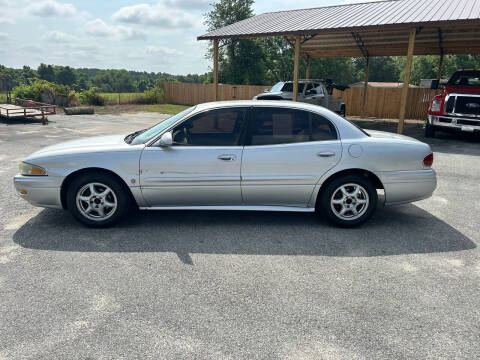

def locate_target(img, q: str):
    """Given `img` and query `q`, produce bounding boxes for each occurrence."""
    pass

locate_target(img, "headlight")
[19,162,47,176]
[430,99,442,112]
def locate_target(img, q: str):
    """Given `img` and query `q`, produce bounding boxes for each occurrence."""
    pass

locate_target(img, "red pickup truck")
[426,70,480,137]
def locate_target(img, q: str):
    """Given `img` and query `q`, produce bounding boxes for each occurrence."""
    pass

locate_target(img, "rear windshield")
[448,71,480,86]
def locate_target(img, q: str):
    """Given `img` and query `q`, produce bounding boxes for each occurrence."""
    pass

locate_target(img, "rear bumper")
[14,175,63,209]
[427,115,480,132]
[378,169,437,206]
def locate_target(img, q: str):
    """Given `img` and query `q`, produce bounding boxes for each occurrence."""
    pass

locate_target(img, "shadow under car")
[13,204,476,265]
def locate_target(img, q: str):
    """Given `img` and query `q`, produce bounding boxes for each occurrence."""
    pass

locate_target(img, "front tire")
[319,175,377,227]
[425,123,435,138]
[66,172,131,228]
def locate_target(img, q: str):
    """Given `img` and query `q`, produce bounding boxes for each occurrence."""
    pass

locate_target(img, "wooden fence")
[164,82,439,120]
[164,82,269,105]
[333,87,439,120]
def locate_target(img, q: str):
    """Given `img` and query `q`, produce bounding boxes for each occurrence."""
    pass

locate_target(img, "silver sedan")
[14,101,437,227]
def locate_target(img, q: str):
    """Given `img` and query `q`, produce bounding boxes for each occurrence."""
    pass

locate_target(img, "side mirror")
[264,88,270,93]
[157,131,173,147]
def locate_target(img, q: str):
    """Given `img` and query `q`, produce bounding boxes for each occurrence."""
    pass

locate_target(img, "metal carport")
[198,0,480,134]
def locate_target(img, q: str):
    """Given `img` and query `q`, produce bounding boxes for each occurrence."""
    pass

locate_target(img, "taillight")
[423,153,434,167]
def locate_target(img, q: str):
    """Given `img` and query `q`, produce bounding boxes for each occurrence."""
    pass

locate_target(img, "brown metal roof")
[198,0,480,57]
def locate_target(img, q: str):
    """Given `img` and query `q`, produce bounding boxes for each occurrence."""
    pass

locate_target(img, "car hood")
[29,134,132,158]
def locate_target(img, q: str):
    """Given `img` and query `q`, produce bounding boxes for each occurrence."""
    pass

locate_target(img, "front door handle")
[317,151,335,158]
[218,154,237,161]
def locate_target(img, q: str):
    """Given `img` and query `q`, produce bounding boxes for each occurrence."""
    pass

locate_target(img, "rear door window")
[249,107,337,146]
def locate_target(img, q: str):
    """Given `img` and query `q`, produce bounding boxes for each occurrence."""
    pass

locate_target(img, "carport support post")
[293,35,301,102]
[361,56,370,118]
[213,39,219,101]
[437,52,444,83]
[398,28,416,134]
[305,56,311,80]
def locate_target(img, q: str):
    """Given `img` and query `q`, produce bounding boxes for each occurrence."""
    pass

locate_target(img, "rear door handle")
[218,154,237,161]
[317,151,335,158]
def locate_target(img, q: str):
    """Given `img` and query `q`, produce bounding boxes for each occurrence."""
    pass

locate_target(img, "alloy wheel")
[330,183,369,221]
[76,182,118,221]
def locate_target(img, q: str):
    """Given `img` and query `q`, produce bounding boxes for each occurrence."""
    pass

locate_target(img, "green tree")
[354,57,400,83]
[55,66,77,86]
[37,63,55,82]
[205,0,267,85]
[20,66,36,85]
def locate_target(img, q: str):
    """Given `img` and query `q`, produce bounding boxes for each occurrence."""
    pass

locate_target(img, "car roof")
[195,100,325,112]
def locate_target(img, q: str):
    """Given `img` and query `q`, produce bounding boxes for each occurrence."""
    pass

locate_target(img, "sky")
[0,0,381,75]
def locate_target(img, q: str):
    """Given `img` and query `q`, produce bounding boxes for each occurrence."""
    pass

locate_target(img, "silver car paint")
[14,100,436,212]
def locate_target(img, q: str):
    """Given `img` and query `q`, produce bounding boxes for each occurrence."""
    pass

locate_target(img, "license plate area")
[461,125,475,132]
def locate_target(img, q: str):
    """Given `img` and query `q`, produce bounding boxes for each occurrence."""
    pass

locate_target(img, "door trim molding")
[139,205,315,212]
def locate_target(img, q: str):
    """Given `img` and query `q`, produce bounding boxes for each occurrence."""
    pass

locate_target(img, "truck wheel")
[425,123,435,138]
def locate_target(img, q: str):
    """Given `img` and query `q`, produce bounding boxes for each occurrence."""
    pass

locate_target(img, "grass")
[100,92,149,106]
[94,103,190,115]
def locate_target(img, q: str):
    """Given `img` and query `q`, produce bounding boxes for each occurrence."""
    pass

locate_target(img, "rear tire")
[66,172,131,228]
[318,175,377,227]
[425,123,435,138]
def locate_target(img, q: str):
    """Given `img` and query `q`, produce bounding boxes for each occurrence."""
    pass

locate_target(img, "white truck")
[253,79,346,116]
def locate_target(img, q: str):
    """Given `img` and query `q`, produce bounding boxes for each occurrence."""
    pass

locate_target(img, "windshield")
[270,82,285,92]
[129,106,196,145]
[448,71,480,86]
[280,83,306,93]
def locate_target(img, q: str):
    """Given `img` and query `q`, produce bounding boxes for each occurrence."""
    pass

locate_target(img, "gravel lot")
[0,112,479,359]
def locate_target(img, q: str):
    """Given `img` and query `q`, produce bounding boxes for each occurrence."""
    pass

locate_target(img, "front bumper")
[14,175,63,209]
[379,169,437,206]
[427,115,480,132]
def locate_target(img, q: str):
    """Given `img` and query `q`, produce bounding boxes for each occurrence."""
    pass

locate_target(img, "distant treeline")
[0,64,211,93]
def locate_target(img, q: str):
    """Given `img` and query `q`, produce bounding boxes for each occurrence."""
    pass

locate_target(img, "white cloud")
[117,26,147,40]
[42,30,73,42]
[84,18,112,37]
[83,19,146,40]
[28,0,76,17]
[0,18,15,24]
[0,32,8,42]
[145,45,183,56]
[112,3,198,28]
[163,0,210,10]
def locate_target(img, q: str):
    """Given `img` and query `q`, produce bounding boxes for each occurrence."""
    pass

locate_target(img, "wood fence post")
[398,28,416,134]
[361,56,370,118]
[437,53,444,83]
[305,56,311,80]
[213,39,219,101]
[293,35,301,102]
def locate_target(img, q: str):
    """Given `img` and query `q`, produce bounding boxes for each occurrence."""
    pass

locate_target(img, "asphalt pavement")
[0,112,479,359]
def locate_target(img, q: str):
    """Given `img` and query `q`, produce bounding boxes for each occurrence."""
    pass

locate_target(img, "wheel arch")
[314,168,384,209]
[60,167,137,209]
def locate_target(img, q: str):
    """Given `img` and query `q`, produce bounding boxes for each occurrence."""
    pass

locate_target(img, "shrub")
[79,87,105,106]
[141,86,163,104]
[68,90,79,107]
[12,79,70,103]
